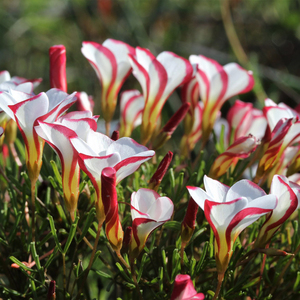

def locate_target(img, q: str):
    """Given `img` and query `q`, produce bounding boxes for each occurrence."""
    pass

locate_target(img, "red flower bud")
[49,45,67,92]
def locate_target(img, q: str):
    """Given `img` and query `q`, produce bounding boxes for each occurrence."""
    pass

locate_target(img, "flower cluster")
[2,38,300,300]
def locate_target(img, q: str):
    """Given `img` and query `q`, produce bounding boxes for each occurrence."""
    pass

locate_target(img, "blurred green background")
[1,0,300,112]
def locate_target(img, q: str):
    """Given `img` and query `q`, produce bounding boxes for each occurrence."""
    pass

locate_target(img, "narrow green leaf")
[63,216,79,253]
[9,256,36,273]
[115,262,132,282]
[137,253,148,283]
[50,160,62,185]
[196,241,209,273]
[78,208,96,243]
[163,221,181,231]
[44,246,59,269]
[48,214,63,252]
[161,249,171,283]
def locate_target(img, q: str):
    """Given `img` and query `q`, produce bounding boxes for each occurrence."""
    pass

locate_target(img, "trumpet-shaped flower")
[119,90,144,137]
[35,111,98,216]
[130,188,174,259]
[128,47,193,144]
[187,176,277,276]
[227,100,267,143]
[255,175,300,248]
[170,274,205,300]
[190,55,254,145]
[0,89,76,182]
[81,39,135,124]
[208,135,258,179]
[70,133,155,222]
[49,45,67,92]
[101,167,123,252]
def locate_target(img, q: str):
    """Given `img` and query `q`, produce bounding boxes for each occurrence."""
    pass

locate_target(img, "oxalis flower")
[130,188,174,259]
[208,135,259,179]
[190,55,254,145]
[187,176,277,278]
[128,47,193,145]
[170,274,205,300]
[70,133,155,223]
[35,111,98,217]
[81,39,135,127]
[0,89,76,182]
[255,175,300,249]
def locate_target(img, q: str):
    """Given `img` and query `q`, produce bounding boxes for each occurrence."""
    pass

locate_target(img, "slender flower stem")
[31,179,37,242]
[105,122,110,136]
[75,221,102,300]
[180,242,186,266]
[116,250,130,270]
[212,273,224,300]
[62,253,66,300]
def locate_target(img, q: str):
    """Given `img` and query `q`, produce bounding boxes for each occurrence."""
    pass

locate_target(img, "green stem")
[31,179,37,242]
[62,253,66,300]
[212,273,224,300]
[75,221,102,300]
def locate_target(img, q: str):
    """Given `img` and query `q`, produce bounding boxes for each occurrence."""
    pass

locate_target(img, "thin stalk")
[105,122,110,137]
[180,242,186,266]
[75,221,102,300]
[116,250,130,270]
[31,179,37,242]
[212,273,224,300]
[62,253,66,300]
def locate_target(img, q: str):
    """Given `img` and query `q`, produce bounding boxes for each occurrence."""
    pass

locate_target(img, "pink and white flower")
[0,89,76,181]
[187,176,277,275]
[254,118,294,184]
[208,135,259,179]
[227,100,267,144]
[190,55,254,145]
[130,188,174,258]
[170,274,205,300]
[255,175,300,248]
[81,39,135,124]
[70,133,155,222]
[35,111,98,216]
[128,47,193,144]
